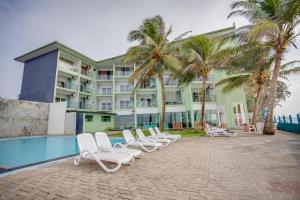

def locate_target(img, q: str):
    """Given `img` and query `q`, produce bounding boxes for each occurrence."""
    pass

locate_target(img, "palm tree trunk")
[200,77,207,130]
[252,83,263,125]
[158,71,166,131]
[263,49,283,135]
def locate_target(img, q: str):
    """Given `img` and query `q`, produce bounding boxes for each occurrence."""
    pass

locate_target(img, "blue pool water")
[0,136,125,172]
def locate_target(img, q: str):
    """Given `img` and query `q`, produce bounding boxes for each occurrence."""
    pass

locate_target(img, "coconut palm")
[177,35,235,130]
[124,15,181,131]
[228,0,300,134]
[216,46,300,126]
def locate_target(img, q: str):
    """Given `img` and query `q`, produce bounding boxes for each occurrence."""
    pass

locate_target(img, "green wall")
[83,113,115,133]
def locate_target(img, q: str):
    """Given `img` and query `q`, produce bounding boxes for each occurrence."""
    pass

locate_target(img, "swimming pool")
[0,135,125,173]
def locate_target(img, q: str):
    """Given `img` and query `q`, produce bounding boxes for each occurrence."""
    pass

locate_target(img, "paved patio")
[0,131,300,200]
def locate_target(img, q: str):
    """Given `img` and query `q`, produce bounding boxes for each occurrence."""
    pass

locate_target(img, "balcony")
[164,75,179,86]
[136,100,157,108]
[58,61,79,73]
[97,89,112,96]
[67,102,78,109]
[98,104,112,111]
[115,85,133,93]
[115,68,133,76]
[193,94,216,102]
[57,82,77,91]
[115,101,134,109]
[81,70,93,78]
[193,75,214,82]
[80,87,92,94]
[166,100,183,105]
[79,103,93,110]
[97,75,113,81]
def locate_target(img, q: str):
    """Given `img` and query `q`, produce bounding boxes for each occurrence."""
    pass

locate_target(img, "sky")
[0,0,299,116]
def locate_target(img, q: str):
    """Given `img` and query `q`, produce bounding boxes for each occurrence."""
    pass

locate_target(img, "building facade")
[15,27,248,132]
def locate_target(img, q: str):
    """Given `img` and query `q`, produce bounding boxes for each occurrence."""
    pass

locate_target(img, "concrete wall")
[19,50,58,103]
[0,98,49,138]
[47,101,67,135]
[65,112,76,135]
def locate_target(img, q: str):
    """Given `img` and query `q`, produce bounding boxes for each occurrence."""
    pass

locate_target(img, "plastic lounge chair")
[148,128,177,142]
[136,129,170,147]
[154,127,181,140]
[74,133,134,173]
[94,132,143,158]
[205,124,236,137]
[122,130,161,152]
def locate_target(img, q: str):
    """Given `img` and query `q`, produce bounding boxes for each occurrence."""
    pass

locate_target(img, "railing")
[274,114,300,134]
[80,87,92,93]
[67,102,78,109]
[81,71,93,78]
[136,101,157,107]
[97,90,112,95]
[99,106,112,111]
[166,100,183,105]
[115,70,132,76]
[97,75,113,80]
[192,75,214,82]
[57,83,77,90]
[115,103,134,109]
[164,79,179,86]
[58,61,79,72]
[193,95,216,102]
[115,86,133,93]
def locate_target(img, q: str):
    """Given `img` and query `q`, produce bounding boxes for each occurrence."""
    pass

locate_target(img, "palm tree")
[177,35,234,130]
[228,0,300,134]
[216,46,300,126]
[124,15,181,131]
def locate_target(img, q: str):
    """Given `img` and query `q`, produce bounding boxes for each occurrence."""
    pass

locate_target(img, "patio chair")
[122,130,161,152]
[148,128,177,142]
[154,127,181,140]
[94,132,143,158]
[74,133,134,173]
[136,129,170,147]
[205,124,237,137]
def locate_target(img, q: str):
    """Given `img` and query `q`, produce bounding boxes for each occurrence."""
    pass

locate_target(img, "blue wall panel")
[19,50,58,103]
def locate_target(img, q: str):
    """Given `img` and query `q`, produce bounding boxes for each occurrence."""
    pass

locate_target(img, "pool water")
[0,136,125,173]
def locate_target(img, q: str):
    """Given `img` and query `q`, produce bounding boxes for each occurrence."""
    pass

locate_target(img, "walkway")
[0,131,300,200]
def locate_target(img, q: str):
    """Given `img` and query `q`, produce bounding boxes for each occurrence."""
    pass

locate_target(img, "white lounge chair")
[205,124,237,137]
[154,127,181,140]
[94,132,143,158]
[136,129,170,147]
[74,133,134,173]
[148,128,177,142]
[122,130,161,152]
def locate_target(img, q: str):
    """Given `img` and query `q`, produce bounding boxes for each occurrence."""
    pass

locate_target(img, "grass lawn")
[109,129,206,138]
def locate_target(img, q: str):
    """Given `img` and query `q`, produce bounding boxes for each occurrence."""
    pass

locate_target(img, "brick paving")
[0,130,300,200]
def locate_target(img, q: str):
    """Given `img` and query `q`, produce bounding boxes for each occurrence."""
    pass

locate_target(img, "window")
[101,116,111,122]
[101,102,111,110]
[85,115,93,122]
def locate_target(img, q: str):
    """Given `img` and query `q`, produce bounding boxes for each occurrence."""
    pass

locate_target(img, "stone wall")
[0,98,49,138]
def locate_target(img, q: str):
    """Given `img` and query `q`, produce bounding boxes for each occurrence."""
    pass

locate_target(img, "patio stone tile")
[0,131,300,200]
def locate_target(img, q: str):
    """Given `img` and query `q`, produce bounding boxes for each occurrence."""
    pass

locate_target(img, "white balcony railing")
[97,75,113,80]
[115,102,134,109]
[57,82,77,91]
[58,61,79,72]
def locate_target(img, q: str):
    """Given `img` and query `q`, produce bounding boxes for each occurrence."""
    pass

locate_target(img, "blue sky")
[0,0,299,115]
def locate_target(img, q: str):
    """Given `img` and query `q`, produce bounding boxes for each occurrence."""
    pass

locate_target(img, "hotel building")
[15,26,248,133]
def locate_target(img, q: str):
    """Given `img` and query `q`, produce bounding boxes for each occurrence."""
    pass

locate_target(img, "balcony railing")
[57,82,77,91]
[166,100,183,105]
[115,86,133,93]
[81,71,93,78]
[58,61,79,72]
[99,105,112,111]
[136,101,157,107]
[97,89,112,95]
[115,70,132,76]
[193,75,214,82]
[164,79,179,86]
[67,102,78,109]
[115,102,134,109]
[80,87,92,93]
[193,95,216,102]
[97,75,113,80]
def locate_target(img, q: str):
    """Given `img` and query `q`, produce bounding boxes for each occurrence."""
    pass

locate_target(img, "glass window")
[101,116,111,122]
